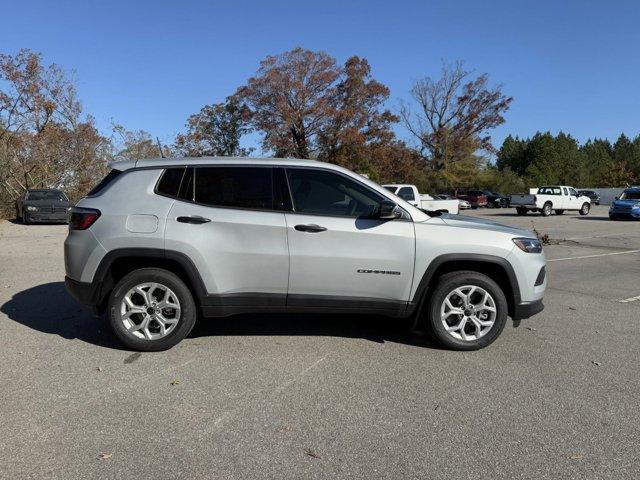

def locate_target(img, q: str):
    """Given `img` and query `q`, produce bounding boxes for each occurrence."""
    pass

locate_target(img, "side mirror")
[615,196,619,200]
[379,200,401,220]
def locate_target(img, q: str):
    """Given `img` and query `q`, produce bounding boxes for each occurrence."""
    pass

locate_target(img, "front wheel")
[107,268,197,351]
[516,207,527,216]
[555,209,564,215]
[425,271,508,351]
[579,203,590,216]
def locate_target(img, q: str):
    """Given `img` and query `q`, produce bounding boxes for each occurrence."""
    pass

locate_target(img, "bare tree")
[401,61,512,170]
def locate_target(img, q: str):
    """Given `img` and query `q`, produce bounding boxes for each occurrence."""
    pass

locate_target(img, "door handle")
[295,224,327,233]
[177,215,211,224]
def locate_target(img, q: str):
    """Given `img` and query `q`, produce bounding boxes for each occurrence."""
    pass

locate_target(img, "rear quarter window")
[86,169,122,197]
[155,168,186,198]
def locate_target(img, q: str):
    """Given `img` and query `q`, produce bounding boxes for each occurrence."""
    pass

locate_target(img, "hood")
[438,214,534,237]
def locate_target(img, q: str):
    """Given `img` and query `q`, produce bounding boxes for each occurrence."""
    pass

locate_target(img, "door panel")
[285,213,415,303]
[165,202,289,301]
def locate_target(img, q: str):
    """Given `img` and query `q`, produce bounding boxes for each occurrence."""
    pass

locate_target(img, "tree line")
[1,47,636,217]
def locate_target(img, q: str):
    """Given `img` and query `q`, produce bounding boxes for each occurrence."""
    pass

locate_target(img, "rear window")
[156,168,185,198]
[538,187,561,195]
[87,169,122,197]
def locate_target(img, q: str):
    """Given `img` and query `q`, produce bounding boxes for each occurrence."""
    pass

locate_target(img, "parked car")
[436,194,471,210]
[382,184,459,214]
[578,190,600,205]
[483,191,509,208]
[510,186,591,217]
[15,188,73,224]
[451,189,488,209]
[609,187,640,220]
[65,157,546,352]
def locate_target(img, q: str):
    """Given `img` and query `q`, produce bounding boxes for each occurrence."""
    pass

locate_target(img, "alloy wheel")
[440,285,497,341]
[120,282,181,340]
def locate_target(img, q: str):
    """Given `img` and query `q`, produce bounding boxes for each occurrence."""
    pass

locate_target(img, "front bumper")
[609,210,640,219]
[513,299,544,320]
[25,212,68,223]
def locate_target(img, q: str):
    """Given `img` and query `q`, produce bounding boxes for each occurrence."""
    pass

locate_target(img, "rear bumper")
[513,299,544,320]
[65,276,96,305]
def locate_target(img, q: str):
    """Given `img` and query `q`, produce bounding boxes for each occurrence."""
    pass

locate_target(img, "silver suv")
[64,157,546,351]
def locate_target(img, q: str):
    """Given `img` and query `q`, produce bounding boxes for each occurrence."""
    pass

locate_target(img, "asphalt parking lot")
[1,205,639,479]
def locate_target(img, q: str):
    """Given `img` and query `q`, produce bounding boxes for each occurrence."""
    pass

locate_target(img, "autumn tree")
[175,96,253,157]
[401,61,512,171]
[0,49,110,214]
[317,56,398,170]
[237,48,340,158]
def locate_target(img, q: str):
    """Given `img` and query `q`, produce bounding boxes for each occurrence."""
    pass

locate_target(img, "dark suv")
[16,188,73,224]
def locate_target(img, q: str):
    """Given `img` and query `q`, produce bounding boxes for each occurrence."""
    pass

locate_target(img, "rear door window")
[194,166,275,210]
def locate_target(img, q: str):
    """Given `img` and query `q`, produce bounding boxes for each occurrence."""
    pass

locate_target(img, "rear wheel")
[425,271,508,351]
[555,209,564,215]
[107,268,197,351]
[516,207,527,216]
[541,202,552,216]
[579,203,590,216]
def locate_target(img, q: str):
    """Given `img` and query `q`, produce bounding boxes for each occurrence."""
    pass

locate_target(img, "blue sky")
[3,0,639,152]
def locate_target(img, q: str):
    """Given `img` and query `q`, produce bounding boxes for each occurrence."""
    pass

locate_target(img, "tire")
[609,215,616,221]
[471,206,478,210]
[579,203,590,216]
[107,268,197,351]
[555,209,564,215]
[425,271,508,351]
[541,202,552,217]
[516,207,527,216]
[15,206,22,222]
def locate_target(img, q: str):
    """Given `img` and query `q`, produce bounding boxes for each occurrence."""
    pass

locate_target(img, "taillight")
[69,207,101,230]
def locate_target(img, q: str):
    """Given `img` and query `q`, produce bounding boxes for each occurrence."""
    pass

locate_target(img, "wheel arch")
[411,254,521,318]
[92,248,207,314]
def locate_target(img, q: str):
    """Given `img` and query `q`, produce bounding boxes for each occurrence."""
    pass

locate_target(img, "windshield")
[27,190,67,201]
[620,191,640,201]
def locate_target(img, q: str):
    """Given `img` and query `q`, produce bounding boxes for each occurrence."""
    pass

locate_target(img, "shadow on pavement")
[2,282,443,350]
[0,281,125,350]
[189,313,446,350]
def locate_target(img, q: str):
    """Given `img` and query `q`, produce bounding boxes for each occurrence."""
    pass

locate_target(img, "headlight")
[26,206,38,212]
[513,237,542,253]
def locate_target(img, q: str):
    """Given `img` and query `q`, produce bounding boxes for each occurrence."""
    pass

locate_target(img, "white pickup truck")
[510,186,591,217]
[382,184,459,214]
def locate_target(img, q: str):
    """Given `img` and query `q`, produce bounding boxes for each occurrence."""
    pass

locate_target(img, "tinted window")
[156,168,185,198]
[87,169,122,196]
[397,186,415,201]
[287,168,383,217]
[26,190,67,201]
[178,167,194,201]
[194,167,274,210]
[538,187,561,195]
[562,187,569,196]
